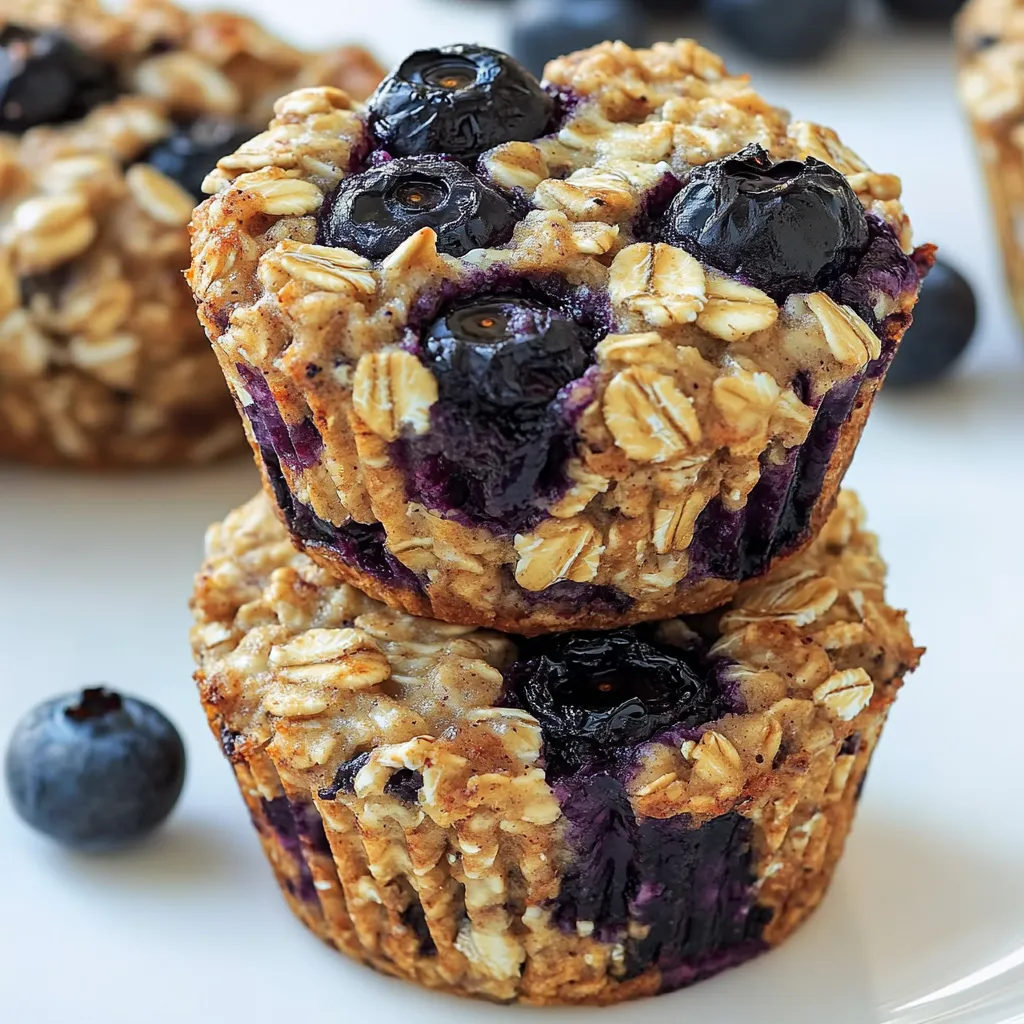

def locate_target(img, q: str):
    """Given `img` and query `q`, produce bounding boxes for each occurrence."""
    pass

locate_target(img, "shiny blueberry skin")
[703,0,853,63]
[142,118,254,201]
[5,688,186,851]
[0,25,119,133]
[882,0,966,20]
[661,144,870,300]
[367,44,554,161]
[319,158,517,260]
[510,0,648,80]
[424,295,590,408]
[886,259,976,389]
[398,295,593,530]
[507,629,726,767]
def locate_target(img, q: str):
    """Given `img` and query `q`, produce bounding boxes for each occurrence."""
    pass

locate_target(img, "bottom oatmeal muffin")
[190,490,921,1005]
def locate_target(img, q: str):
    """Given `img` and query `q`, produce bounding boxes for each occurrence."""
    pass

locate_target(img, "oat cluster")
[0,0,381,465]
[190,39,921,631]
[191,489,920,1002]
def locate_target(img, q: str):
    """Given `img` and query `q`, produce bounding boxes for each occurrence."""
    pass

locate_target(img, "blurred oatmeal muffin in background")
[0,0,382,467]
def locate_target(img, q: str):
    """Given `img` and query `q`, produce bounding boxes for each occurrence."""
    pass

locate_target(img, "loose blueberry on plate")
[366,44,554,161]
[508,629,723,766]
[0,25,119,133]
[885,258,976,389]
[320,157,517,259]
[510,0,649,80]
[703,0,853,63]
[5,687,186,851]
[661,143,869,300]
[882,0,967,21]
[142,118,254,201]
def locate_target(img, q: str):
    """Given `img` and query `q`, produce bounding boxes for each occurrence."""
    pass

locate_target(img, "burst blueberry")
[320,158,517,259]
[661,144,870,300]
[5,687,186,851]
[400,295,594,529]
[142,118,254,201]
[507,629,725,766]
[367,44,554,161]
[0,25,119,133]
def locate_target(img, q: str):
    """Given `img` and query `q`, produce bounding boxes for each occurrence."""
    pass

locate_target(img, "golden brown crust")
[191,489,922,1003]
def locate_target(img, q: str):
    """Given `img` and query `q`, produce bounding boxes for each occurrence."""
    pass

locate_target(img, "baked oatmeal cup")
[0,0,381,467]
[190,40,931,633]
[957,0,1024,328]
[191,489,921,1005]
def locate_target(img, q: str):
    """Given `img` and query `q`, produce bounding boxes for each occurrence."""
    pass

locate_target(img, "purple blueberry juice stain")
[260,796,329,904]
[504,626,769,986]
[686,374,861,584]
[235,363,323,472]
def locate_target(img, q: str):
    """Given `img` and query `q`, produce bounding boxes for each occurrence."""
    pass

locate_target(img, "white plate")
[2,5,1023,1022]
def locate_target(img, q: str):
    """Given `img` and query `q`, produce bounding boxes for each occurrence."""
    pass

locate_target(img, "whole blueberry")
[142,118,254,201]
[886,259,976,389]
[882,0,966,21]
[0,25,119,133]
[367,44,553,161]
[510,0,649,80]
[5,687,186,851]
[703,0,853,63]
[423,295,591,407]
[508,629,724,766]
[319,158,517,260]
[661,144,869,300]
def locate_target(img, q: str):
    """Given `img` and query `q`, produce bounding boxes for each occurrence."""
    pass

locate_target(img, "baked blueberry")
[424,296,591,408]
[0,25,119,133]
[703,0,853,63]
[366,45,554,161]
[882,0,966,20]
[886,259,976,388]
[398,296,594,530]
[5,687,186,851]
[510,0,648,80]
[320,158,517,259]
[142,117,254,201]
[661,144,869,300]
[508,629,724,766]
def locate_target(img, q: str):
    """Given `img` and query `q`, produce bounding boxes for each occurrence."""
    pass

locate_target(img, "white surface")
[2,4,1024,1022]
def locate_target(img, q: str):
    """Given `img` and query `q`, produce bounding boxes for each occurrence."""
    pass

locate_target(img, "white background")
[1,3,1023,1022]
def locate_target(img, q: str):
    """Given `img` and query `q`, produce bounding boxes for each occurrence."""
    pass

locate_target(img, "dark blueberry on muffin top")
[367,44,554,161]
[508,629,725,766]
[320,157,517,259]
[423,295,591,407]
[661,144,869,300]
[0,25,119,133]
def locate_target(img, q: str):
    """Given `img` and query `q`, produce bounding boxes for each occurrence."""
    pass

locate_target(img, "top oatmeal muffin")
[0,0,381,467]
[189,40,931,634]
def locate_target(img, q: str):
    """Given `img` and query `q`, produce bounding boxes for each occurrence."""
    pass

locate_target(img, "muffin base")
[255,372,880,635]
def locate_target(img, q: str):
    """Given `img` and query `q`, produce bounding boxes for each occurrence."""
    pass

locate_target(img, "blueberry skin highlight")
[5,688,186,851]
[662,144,869,301]
[886,259,976,389]
[367,44,554,161]
[0,25,119,133]
[320,157,517,259]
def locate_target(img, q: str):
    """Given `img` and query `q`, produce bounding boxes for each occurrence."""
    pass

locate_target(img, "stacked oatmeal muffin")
[0,0,381,466]
[189,40,928,1004]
